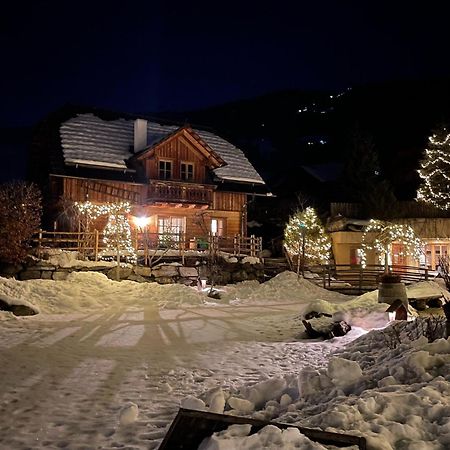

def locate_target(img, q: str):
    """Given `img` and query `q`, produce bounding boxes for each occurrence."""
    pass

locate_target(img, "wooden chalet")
[30,108,271,252]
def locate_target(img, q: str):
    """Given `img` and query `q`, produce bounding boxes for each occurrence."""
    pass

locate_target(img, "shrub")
[0,181,42,264]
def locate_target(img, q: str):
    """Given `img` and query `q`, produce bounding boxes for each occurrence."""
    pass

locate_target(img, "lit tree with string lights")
[360,219,423,270]
[417,126,450,210]
[284,207,331,273]
[75,201,136,266]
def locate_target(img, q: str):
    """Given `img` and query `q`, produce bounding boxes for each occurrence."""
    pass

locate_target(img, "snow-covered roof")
[60,113,265,184]
[195,130,265,184]
[60,114,177,171]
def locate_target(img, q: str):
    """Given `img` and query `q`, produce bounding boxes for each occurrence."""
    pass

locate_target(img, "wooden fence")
[315,264,430,291]
[32,230,262,263]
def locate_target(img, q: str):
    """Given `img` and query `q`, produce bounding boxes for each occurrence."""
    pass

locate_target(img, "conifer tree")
[284,207,331,267]
[341,128,397,218]
[417,126,450,210]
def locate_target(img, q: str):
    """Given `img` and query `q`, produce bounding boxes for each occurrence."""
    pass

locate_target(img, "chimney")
[134,118,148,152]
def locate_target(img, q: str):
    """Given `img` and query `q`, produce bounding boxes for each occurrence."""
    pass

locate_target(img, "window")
[211,218,224,237]
[181,163,194,181]
[159,160,172,179]
[157,216,185,247]
[425,243,449,270]
[349,248,362,266]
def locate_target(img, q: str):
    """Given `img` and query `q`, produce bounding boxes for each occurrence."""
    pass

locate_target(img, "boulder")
[52,271,70,281]
[179,266,198,278]
[156,276,176,284]
[127,274,147,283]
[41,271,53,279]
[0,299,38,316]
[106,267,133,280]
[231,270,249,282]
[152,265,179,278]
[302,318,351,340]
[0,263,23,276]
[133,266,152,277]
[19,270,42,281]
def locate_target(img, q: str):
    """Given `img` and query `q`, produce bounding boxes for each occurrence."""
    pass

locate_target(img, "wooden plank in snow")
[159,408,367,449]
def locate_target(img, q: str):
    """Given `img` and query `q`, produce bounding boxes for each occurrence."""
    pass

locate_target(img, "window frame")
[158,159,173,180]
[180,161,194,181]
[211,217,225,237]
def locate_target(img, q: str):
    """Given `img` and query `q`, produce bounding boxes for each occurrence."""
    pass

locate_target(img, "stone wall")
[0,255,265,285]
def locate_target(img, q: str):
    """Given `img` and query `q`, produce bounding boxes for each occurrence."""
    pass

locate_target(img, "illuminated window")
[211,218,224,237]
[350,248,362,265]
[159,160,172,179]
[181,163,194,181]
[157,216,185,246]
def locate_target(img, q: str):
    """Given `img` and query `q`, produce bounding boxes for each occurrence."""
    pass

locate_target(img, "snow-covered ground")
[0,271,448,449]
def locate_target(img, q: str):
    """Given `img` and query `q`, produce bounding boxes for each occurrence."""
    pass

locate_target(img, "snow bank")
[222,272,349,304]
[199,424,328,450]
[195,321,450,449]
[0,272,206,314]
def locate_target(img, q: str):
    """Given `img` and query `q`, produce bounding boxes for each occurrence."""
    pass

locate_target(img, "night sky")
[3,1,450,127]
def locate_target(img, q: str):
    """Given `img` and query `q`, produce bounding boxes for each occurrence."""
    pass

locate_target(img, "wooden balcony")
[146,180,214,207]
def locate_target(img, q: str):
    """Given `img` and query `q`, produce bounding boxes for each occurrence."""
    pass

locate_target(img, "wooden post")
[425,267,428,281]
[250,235,255,257]
[38,228,43,259]
[144,231,148,266]
[94,229,99,261]
[322,265,326,288]
[181,235,185,266]
[359,265,363,292]
[237,235,241,256]
[116,229,120,281]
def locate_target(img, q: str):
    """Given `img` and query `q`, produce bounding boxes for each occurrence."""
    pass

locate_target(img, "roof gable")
[135,127,226,168]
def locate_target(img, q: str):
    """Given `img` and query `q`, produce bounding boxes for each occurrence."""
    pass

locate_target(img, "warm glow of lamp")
[133,216,150,229]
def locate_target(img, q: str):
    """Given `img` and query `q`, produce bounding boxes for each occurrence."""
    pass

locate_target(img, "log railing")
[314,264,430,290]
[32,230,262,263]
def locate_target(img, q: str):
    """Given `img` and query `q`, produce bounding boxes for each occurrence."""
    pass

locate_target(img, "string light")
[417,129,450,210]
[360,219,423,267]
[284,207,331,264]
[75,201,137,263]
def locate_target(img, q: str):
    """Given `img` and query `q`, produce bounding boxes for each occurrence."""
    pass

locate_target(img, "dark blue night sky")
[3,1,450,127]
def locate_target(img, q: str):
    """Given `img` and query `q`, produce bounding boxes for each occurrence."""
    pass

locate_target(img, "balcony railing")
[147,180,213,205]
[32,230,263,264]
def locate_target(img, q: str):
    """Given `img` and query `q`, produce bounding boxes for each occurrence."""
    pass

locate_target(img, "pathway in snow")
[0,302,351,449]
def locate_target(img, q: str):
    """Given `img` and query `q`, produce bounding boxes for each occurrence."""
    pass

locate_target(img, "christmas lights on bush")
[417,128,450,210]
[360,219,423,268]
[75,201,137,263]
[284,207,331,264]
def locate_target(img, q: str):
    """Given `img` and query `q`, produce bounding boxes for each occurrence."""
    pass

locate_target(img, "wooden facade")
[331,218,450,270]
[50,128,251,247]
